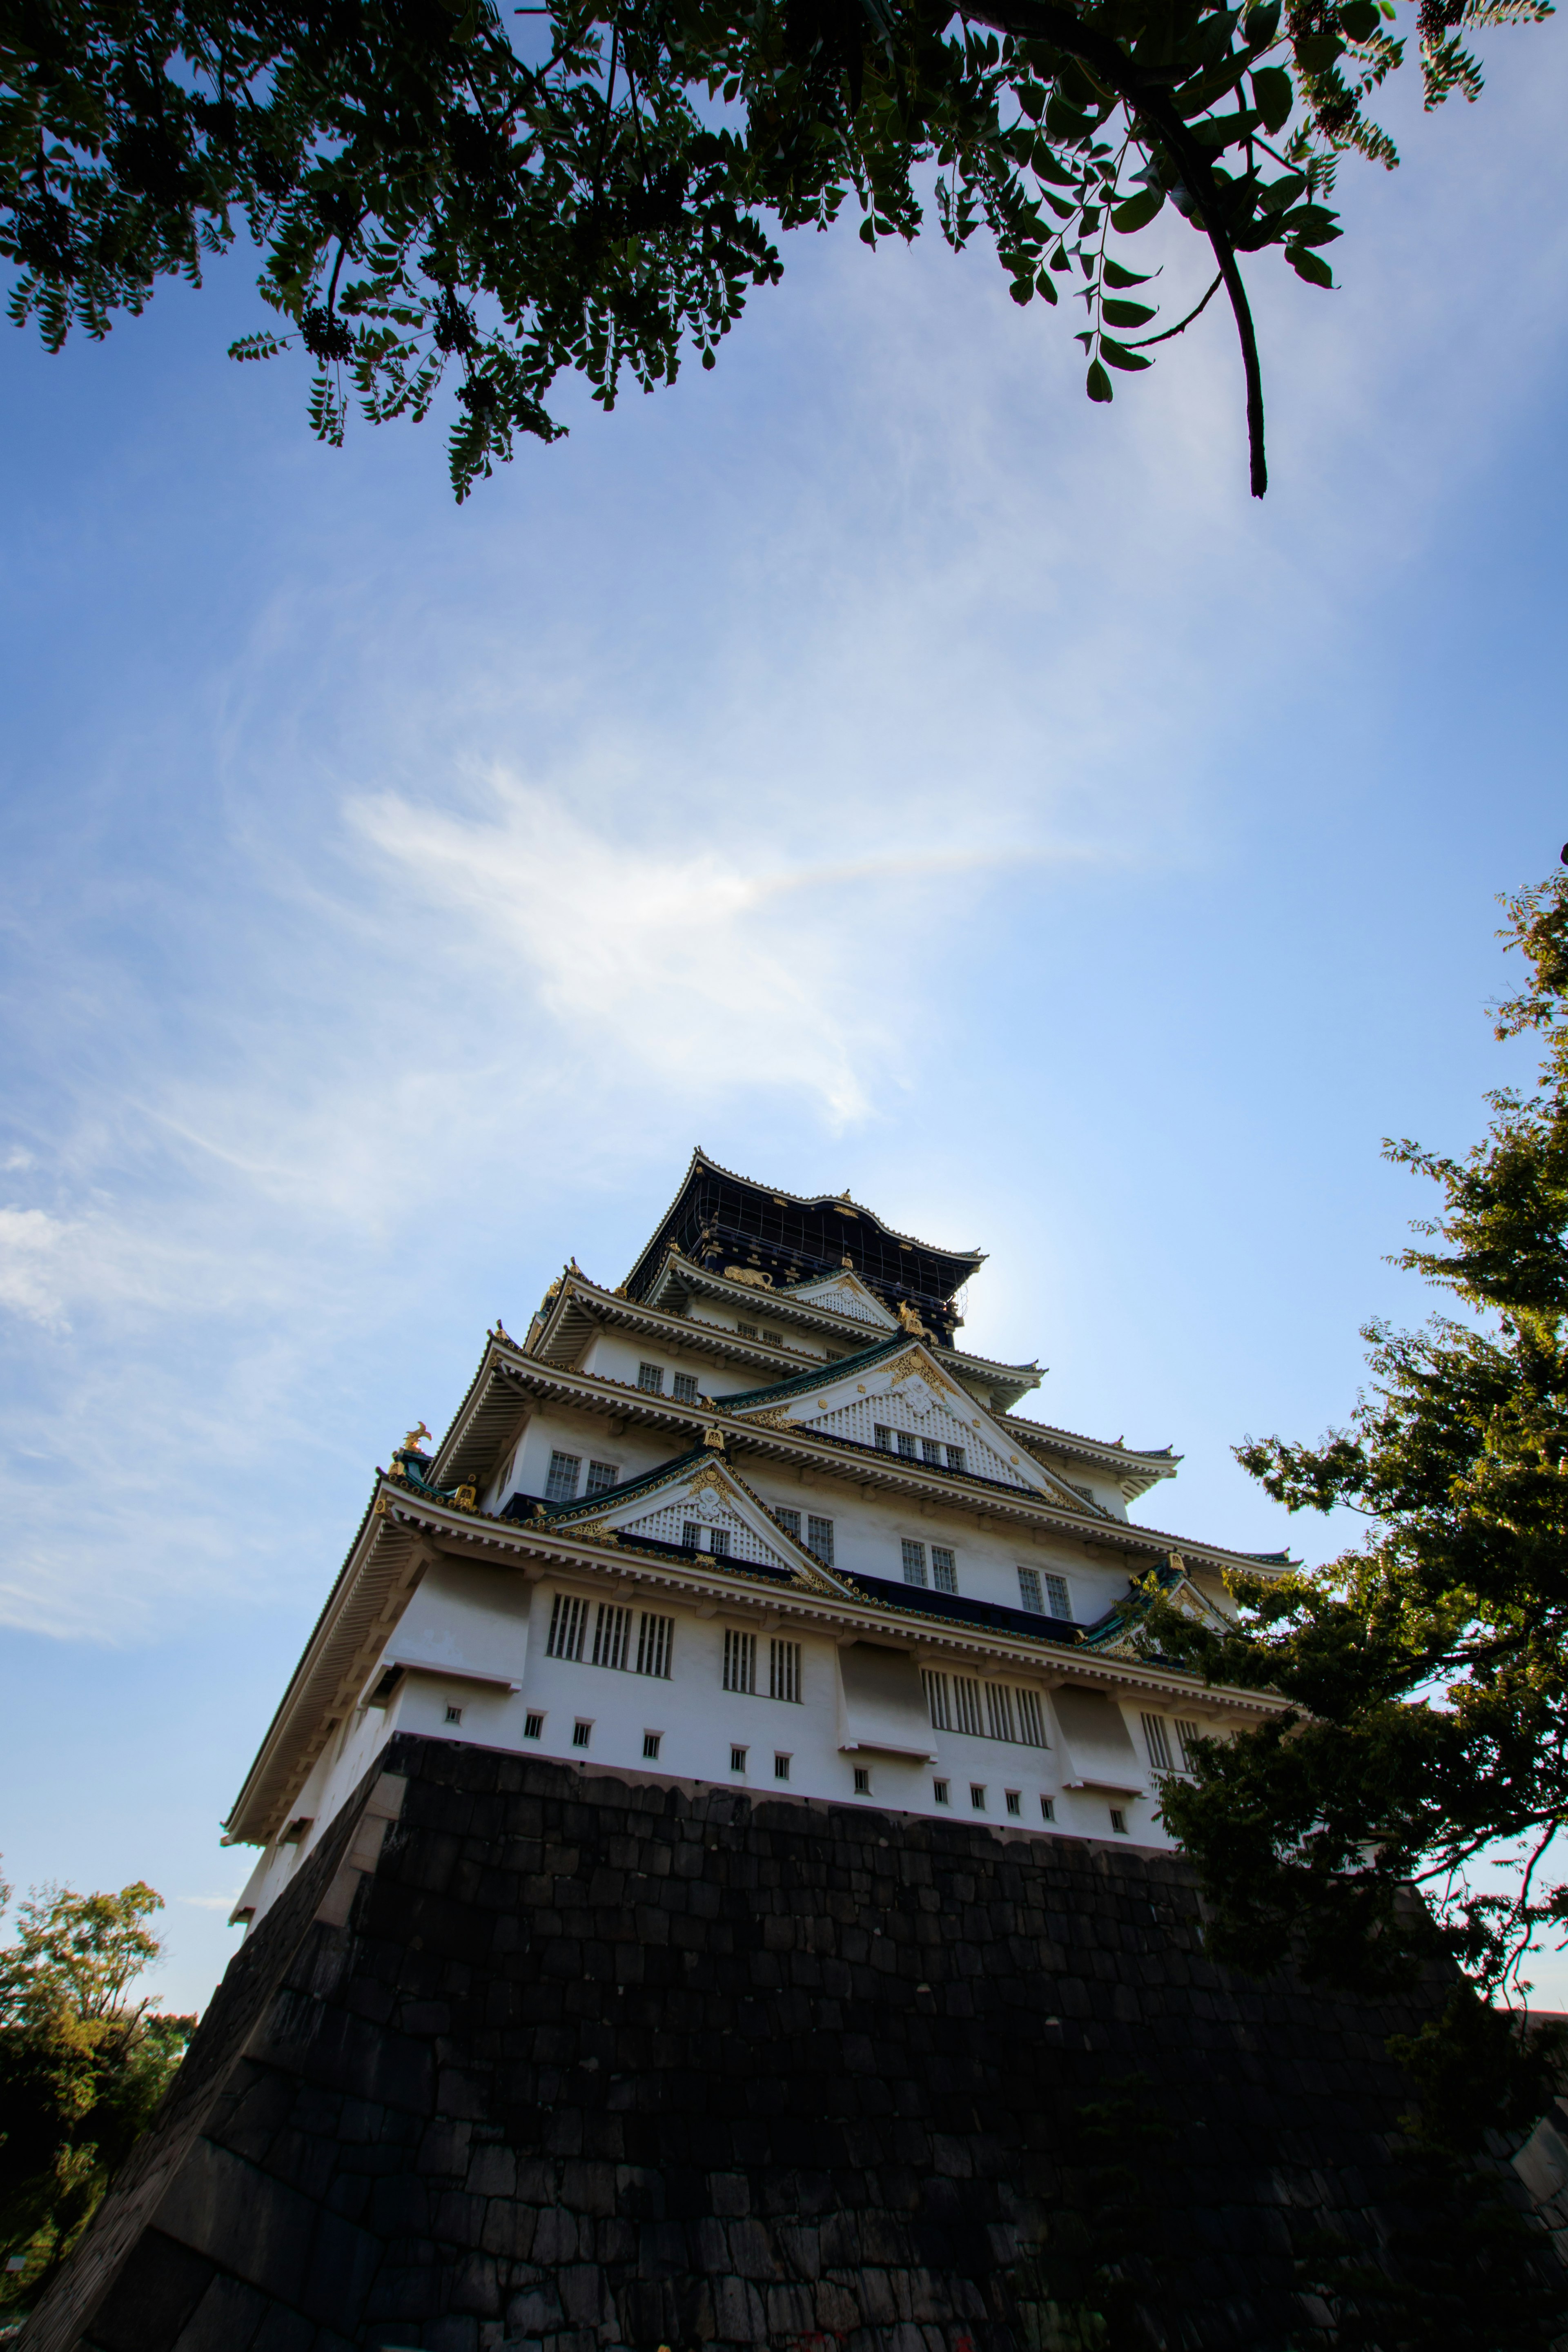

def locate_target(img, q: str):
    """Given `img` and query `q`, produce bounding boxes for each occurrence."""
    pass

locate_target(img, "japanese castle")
[227,1154,1290,1922]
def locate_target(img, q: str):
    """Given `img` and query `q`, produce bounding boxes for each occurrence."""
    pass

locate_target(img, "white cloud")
[0,1208,71,1328]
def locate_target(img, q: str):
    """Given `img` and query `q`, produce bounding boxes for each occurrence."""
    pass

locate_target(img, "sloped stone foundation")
[16,1735,1552,2352]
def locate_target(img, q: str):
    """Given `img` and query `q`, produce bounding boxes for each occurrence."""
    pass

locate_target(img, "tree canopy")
[0,0,1550,500]
[0,1870,194,2307]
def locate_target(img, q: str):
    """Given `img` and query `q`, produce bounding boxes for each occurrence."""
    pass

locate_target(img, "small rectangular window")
[644,1731,662,1760]
[1040,1795,1055,1822]
[1005,1790,1022,1816]
[922,1669,952,1731]
[896,1431,918,1459]
[970,1784,987,1811]
[1017,1566,1044,1614]
[806,1516,834,1568]
[931,1546,957,1594]
[637,1362,665,1394]
[946,1446,966,1474]
[731,1745,748,1774]
[682,1520,701,1550]
[853,1766,871,1795]
[524,1711,544,1739]
[737,1321,759,1340]
[545,1450,581,1504]
[774,1753,791,1781]
[1175,1719,1202,1771]
[773,1506,802,1539]
[546,1592,588,1662]
[1044,1573,1072,1621]
[764,1330,784,1347]
[445,1704,463,1725]
[902,1539,928,1587]
[723,1628,757,1694]
[572,1719,592,1749]
[933,1778,950,1806]
[708,1528,731,1559]
[769,1639,802,1703]
[672,1372,699,1403]
[636,1613,674,1679]
[1109,1807,1128,1835]
[586,1459,618,1496]
[921,1437,943,1466]
[874,1425,893,1452]
[1141,1713,1173,1772]
[592,1602,633,1671]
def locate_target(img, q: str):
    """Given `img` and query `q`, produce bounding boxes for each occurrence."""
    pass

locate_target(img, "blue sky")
[2,18,1566,2013]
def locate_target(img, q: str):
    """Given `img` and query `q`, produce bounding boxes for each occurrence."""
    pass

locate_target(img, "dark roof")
[835,1572,1083,1647]
[623,1150,984,1318]
[719,1334,911,1411]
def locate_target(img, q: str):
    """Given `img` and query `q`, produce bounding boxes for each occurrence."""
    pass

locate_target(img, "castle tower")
[226,1153,1289,1916]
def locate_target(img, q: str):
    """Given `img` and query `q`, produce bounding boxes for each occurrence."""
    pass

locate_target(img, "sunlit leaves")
[0,0,1549,495]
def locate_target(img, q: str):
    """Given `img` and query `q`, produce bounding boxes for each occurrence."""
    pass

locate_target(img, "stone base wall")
[16,1736,1551,2352]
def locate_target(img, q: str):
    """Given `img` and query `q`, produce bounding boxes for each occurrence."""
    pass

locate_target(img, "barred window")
[672,1373,699,1404]
[643,1731,662,1759]
[709,1528,731,1559]
[1005,1790,1022,1816]
[922,1437,943,1466]
[636,1613,674,1679]
[723,1628,757,1694]
[933,1777,951,1805]
[1017,1566,1043,1613]
[737,1321,759,1339]
[731,1744,748,1773]
[874,1425,893,1452]
[769,1639,802,1703]
[764,1330,784,1347]
[806,1515,834,1568]
[545,1451,581,1504]
[586,1459,618,1496]
[970,1784,987,1811]
[922,1669,952,1731]
[773,1506,802,1539]
[1016,1688,1049,1748]
[1040,1795,1055,1822]
[523,1711,544,1739]
[592,1603,633,1671]
[1109,1807,1128,1835]
[1174,1718,1203,1771]
[774,1752,791,1780]
[637,1362,664,1394]
[901,1539,929,1588]
[1044,1573,1072,1621]
[946,1446,966,1473]
[572,1719,592,1748]
[953,1675,984,1737]
[853,1766,871,1794]
[1142,1713,1173,1772]
[897,1431,918,1459]
[931,1546,957,1595]
[546,1593,588,1662]
[682,1520,701,1550]
[985,1684,1016,1744]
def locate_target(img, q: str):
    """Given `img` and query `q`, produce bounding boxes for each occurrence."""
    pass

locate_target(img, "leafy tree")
[0,0,1550,501]
[0,1869,194,2307]
[1142,870,1568,2334]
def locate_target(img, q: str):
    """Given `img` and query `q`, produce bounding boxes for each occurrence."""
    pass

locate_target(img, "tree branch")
[961,0,1268,495]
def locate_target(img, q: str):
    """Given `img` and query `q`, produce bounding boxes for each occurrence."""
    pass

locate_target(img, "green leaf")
[1294,31,1344,71]
[859,217,877,245]
[1339,0,1380,36]
[1009,277,1033,305]
[1110,187,1164,232]
[1102,298,1156,326]
[1035,268,1059,304]
[1032,143,1079,187]
[1251,65,1294,131]
[1086,357,1113,402]
[1287,243,1334,287]
[1045,95,1095,144]
[1102,259,1153,288]
[1100,336,1153,370]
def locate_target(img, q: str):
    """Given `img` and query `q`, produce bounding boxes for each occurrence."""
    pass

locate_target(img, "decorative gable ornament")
[786,1269,898,1330]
